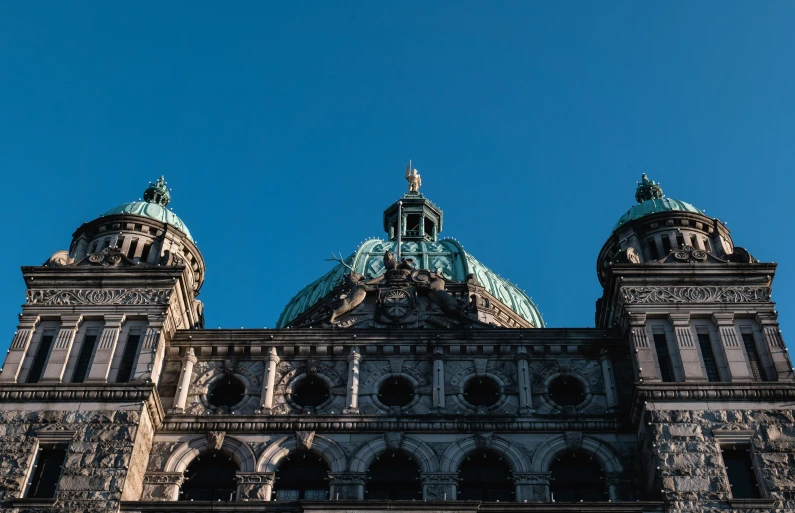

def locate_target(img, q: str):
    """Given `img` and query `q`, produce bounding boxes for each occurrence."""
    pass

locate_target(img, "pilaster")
[668,313,707,381]
[236,472,274,501]
[344,347,361,414]
[756,312,794,381]
[513,472,551,502]
[259,347,280,414]
[515,347,533,414]
[420,472,458,501]
[0,314,40,383]
[328,472,366,500]
[712,313,753,380]
[170,347,197,413]
[629,313,657,382]
[85,314,126,383]
[40,314,83,382]
[599,349,618,409]
[432,347,446,410]
[133,315,166,384]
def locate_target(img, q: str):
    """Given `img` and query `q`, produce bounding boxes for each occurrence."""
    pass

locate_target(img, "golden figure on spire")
[406,160,421,193]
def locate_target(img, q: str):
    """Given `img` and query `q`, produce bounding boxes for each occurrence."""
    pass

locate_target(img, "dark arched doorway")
[181,452,238,501]
[550,451,606,502]
[274,451,330,500]
[366,451,421,500]
[457,450,513,501]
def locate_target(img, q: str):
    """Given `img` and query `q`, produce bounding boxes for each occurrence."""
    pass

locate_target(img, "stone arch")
[531,434,623,473]
[439,434,530,473]
[165,434,257,473]
[256,434,347,473]
[349,434,439,473]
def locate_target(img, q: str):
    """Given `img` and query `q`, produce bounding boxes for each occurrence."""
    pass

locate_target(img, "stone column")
[756,313,794,381]
[605,472,630,501]
[344,348,361,414]
[420,472,458,500]
[628,313,657,382]
[237,472,274,501]
[85,314,126,383]
[329,472,366,500]
[133,316,166,384]
[0,315,39,383]
[668,313,706,381]
[514,472,551,502]
[171,348,197,413]
[401,214,407,236]
[515,347,532,414]
[40,315,83,383]
[432,348,446,410]
[260,347,279,413]
[712,313,753,380]
[141,472,184,501]
[599,349,618,410]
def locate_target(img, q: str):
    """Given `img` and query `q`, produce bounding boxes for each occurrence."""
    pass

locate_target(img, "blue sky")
[0,3,793,351]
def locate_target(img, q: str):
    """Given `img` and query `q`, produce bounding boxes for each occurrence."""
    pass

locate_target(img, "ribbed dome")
[102,176,193,242]
[104,201,193,242]
[613,197,703,232]
[276,239,543,328]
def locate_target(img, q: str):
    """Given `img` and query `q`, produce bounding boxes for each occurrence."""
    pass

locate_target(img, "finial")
[405,160,421,193]
[635,173,663,203]
[143,176,171,207]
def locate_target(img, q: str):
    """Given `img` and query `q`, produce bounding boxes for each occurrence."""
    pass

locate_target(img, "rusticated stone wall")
[645,409,795,512]
[0,405,152,511]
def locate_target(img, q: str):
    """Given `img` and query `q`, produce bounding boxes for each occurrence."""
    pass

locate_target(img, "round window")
[378,377,414,407]
[463,376,500,407]
[207,376,246,408]
[293,378,330,407]
[548,376,586,407]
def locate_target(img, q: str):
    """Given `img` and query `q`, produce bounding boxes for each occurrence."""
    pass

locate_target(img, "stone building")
[0,171,793,513]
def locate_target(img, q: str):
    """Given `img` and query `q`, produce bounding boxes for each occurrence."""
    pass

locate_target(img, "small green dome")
[103,176,194,242]
[613,174,704,231]
[276,239,544,328]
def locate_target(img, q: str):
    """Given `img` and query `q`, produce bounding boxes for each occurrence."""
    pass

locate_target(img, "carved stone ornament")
[658,245,726,264]
[207,430,226,451]
[564,431,584,450]
[75,246,139,267]
[27,288,173,306]
[621,286,771,304]
[474,432,493,450]
[385,431,404,450]
[143,473,185,485]
[296,430,315,451]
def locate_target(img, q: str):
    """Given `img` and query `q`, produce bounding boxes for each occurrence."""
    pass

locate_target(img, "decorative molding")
[143,472,184,486]
[235,472,274,485]
[26,288,173,306]
[206,431,226,451]
[621,286,770,305]
[712,429,755,443]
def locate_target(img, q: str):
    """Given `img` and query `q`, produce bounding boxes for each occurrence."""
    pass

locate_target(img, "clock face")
[382,289,412,320]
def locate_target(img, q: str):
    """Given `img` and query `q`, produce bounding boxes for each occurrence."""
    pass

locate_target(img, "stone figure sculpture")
[427,272,466,319]
[326,252,378,324]
[406,160,421,193]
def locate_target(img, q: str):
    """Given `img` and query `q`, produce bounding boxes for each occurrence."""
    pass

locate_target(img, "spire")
[635,173,664,203]
[143,176,171,207]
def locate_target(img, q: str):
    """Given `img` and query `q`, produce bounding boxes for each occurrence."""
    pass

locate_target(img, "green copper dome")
[103,176,194,242]
[276,238,544,328]
[613,174,704,231]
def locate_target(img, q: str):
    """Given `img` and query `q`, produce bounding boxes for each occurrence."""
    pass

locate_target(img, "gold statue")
[406,160,421,193]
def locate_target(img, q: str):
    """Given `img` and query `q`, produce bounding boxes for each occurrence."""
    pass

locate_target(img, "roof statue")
[406,160,421,193]
[635,173,664,203]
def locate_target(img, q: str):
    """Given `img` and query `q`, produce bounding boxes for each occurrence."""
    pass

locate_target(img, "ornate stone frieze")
[621,286,770,304]
[143,473,184,486]
[236,472,274,485]
[26,288,173,306]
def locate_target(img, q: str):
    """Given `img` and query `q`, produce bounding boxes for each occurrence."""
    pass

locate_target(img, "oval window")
[207,376,246,408]
[378,377,414,407]
[463,376,500,407]
[548,376,586,407]
[293,379,330,407]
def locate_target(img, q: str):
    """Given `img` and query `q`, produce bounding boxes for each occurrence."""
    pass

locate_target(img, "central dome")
[276,238,543,328]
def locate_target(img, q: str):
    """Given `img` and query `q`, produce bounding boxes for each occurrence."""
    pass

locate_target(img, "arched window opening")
[366,451,421,500]
[208,375,246,409]
[274,451,329,501]
[181,452,238,502]
[463,377,500,407]
[548,376,585,407]
[550,451,606,502]
[293,378,330,408]
[378,377,414,407]
[457,450,513,501]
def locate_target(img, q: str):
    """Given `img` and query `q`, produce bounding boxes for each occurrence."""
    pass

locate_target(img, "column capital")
[419,472,459,485]
[182,347,198,364]
[347,348,362,363]
[512,472,551,485]
[668,312,691,326]
[235,472,274,486]
[59,314,83,329]
[328,472,367,486]
[103,314,127,328]
[17,314,40,329]
[628,313,647,326]
[755,312,778,326]
[146,314,168,327]
[266,346,280,364]
[712,312,735,326]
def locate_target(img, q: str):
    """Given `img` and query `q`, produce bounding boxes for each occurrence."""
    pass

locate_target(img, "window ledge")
[10,498,57,507]
[727,498,775,509]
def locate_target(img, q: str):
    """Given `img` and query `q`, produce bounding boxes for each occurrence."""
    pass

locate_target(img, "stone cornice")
[630,382,795,423]
[0,383,164,428]
[158,414,623,433]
